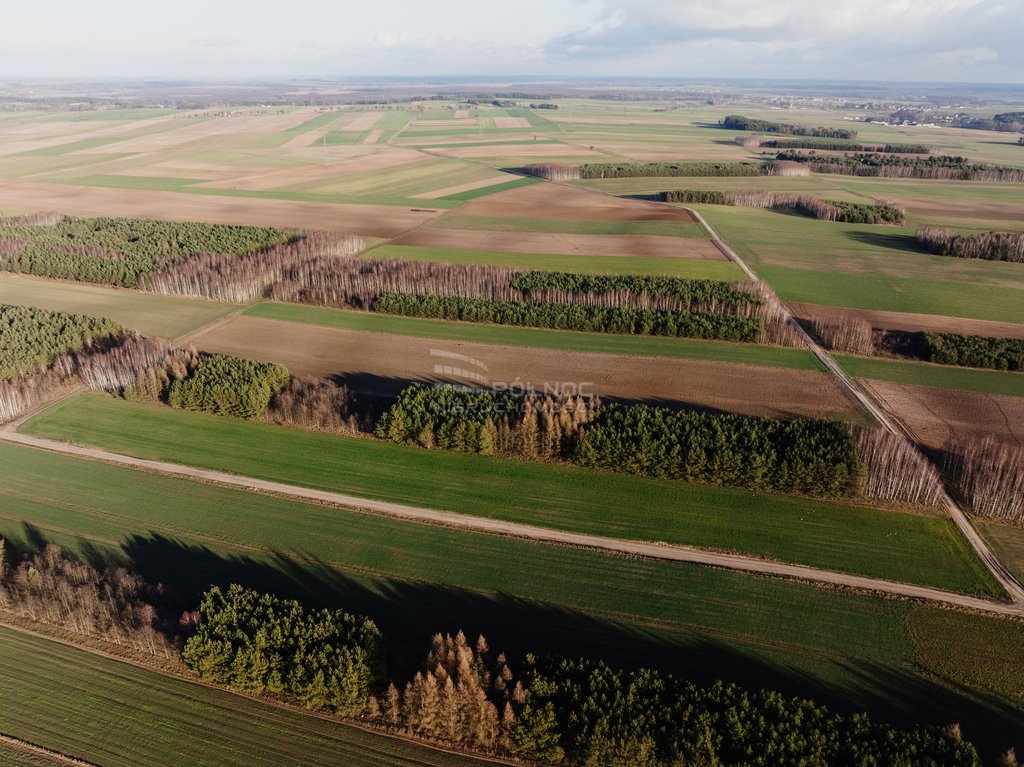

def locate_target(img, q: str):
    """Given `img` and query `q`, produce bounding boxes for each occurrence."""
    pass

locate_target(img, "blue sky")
[4,0,1022,82]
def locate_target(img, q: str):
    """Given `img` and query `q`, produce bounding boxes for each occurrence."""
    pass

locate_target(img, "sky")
[3,0,1022,83]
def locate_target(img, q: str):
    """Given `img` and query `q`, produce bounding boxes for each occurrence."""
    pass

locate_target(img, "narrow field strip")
[836,354,1024,397]
[14,394,1001,595]
[242,302,824,370]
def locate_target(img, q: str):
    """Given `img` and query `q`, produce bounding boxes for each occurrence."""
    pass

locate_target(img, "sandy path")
[0,180,441,237]
[395,227,724,259]
[3,429,1020,618]
[187,315,857,420]
[789,302,1024,340]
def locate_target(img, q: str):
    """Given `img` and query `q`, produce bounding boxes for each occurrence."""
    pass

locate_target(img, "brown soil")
[429,144,607,159]
[341,112,385,131]
[862,379,1024,449]
[493,117,530,129]
[461,182,699,222]
[789,302,1024,340]
[394,227,723,259]
[0,180,441,238]
[189,315,856,420]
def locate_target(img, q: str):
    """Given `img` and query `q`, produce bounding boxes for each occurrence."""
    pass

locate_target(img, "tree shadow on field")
[845,230,923,253]
[7,523,1024,760]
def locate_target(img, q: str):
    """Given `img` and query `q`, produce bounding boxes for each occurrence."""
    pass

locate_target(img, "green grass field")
[363,244,747,279]
[0,625,487,767]
[0,274,238,338]
[836,354,1024,397]
[244,302,824,371]
[19,394,999,595]
[0,441,1021,757]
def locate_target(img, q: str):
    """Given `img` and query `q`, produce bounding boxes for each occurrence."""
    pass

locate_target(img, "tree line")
[374,293,764,342]
[0,215,294,287]
[578,161,764,179]
[740,136,933,153]
[921,332,1024,371]
[916,228,1024,263]
[661,190,906,224]
[376,385,864,497]
[773,151,1024,182]
[0,304,124,380]
[0,550,984,766]
[720,115,859,139]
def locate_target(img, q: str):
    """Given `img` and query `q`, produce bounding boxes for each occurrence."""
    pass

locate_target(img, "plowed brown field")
[188,315,857,420]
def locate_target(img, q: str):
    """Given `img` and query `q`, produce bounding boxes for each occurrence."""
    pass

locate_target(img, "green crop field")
[836,354,1024,397]
[244,302,824,370]
[0,274,238,338]
[363,244,747,279]
[0,442,1021,757]
[0,625,488,767]
[19,394,999,595]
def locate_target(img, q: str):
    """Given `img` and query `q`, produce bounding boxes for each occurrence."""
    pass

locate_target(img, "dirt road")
[1,430,1020,617]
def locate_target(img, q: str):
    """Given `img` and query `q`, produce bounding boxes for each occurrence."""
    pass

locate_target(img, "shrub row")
[508,271,758,309]
[374,293,764,341]
[579,161,763,179]
[720,115,858,139]
[921,332,1024,371]
[822,199,905,224]
[168,353,289,419]
[573,402,863,497]
[512,655,978,766]
[182,584,384,714]
[0,215,294,287]
[915,228,1024,263]
[0,304,123,380]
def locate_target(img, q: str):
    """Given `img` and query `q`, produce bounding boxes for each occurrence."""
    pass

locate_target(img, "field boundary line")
[2,429,1022,617]
[0,732,99,767]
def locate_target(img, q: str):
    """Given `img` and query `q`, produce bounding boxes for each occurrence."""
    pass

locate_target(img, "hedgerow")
[921,332,1024,371]
[182,584,384,715]
[511,656,979,766]
[0,304,123,380]
[573,403,864,496]
[0,215,294,287]
[375,294,763,341]
[168,353,289,419]
[579,161,763,179]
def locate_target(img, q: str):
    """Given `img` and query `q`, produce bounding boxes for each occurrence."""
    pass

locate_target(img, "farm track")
[684,206,1024,606]
[1,428,1022,618]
